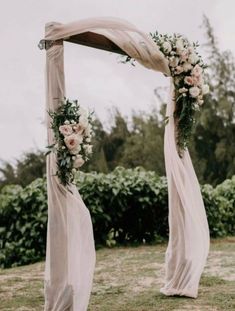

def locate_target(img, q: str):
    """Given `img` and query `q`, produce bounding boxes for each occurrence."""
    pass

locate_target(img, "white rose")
[176,39,184,51]
[179,87,188,93]
[84,144,93,155]
[79,116,89,129]
[201,84,209,95]
[163,41,172,53]
[73,155,85,168]
[175,66,184,75]
[197,99,204,106]
[70,145,81,155]
[79,107,89,118]
[188,53,199,64]
[169,57,179,68]
[189,86,200,98]
[64,134,83,151]
[183,62,193,72]
[64,120,70,125]
[85,124,92,137]
[188,46,194,53]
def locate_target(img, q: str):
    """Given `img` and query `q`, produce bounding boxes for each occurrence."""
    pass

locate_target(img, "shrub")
[76,167,168,246]
[0,179,47,268]
[0,168,234,268]
[213,176,235,235]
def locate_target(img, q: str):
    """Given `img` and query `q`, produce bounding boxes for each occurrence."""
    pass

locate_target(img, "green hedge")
[0,179,47,268]
[76,167,168,246]
[0,167,234,268]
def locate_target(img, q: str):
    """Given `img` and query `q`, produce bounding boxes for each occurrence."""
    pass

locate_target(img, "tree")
[189,16,235,185]
[83,117,109,173]
[0,150,46,188]
[120,108,165,175]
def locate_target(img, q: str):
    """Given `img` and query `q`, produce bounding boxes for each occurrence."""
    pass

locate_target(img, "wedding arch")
[39,17,210,311]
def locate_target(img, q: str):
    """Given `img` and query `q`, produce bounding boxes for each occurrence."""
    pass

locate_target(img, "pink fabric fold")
[44,27,95,311]
[160,82,210,298]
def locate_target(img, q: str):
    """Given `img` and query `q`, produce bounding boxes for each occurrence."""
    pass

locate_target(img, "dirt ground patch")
[0,238,234,311]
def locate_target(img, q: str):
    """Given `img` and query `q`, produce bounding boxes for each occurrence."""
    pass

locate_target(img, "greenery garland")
[46,99,93,187]
[123,32,209,156]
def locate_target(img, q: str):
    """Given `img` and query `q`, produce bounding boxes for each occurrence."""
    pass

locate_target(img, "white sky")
[0,0,234,162]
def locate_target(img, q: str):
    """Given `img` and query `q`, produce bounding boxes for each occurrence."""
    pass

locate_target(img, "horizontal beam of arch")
[65,31,128,55]
[39,31,128,55]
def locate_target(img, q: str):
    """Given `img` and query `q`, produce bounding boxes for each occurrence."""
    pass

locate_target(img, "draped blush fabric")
[44,25,95,311]
[43,17,209,310]
[45,17,171,76]
[160,82,210,298]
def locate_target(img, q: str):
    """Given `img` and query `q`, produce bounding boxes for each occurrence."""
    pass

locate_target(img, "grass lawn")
[0,237,234,311]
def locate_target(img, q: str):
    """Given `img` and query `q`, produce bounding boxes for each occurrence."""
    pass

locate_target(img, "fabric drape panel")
[160,81,210,298]
[43,17,210,310]
[45,23,96,311]
[44,18,171,76]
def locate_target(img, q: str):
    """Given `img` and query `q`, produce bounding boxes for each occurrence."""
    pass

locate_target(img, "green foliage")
[84,108,166,176]
[76,167,168,246]
[213,176,235,235]
[150,31,207,155]
[0,179,47,268]
[189,16,235,185]
[202,176,235,237]
[0,169,234,268]
[47,98,93,186]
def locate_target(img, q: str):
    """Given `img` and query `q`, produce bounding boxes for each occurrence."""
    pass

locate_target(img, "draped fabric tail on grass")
[160,81,210,298]
[44,22,96,311]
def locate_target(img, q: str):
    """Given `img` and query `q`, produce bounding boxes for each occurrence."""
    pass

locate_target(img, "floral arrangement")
[123,32,209,156]
[47,99,93,186]
[151,32,209,154]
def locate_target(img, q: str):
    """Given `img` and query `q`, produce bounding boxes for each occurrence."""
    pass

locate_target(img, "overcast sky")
[0,0,234,162]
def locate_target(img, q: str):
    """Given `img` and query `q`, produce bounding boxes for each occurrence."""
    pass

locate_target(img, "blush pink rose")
[192,75,202,86]
[59,125,73,136]
[64,134,83,151]
[73,124,84,135]
[73,155,85,168]
[180,49,188,62]
[192,64,203,77]
[184,76,194,85]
